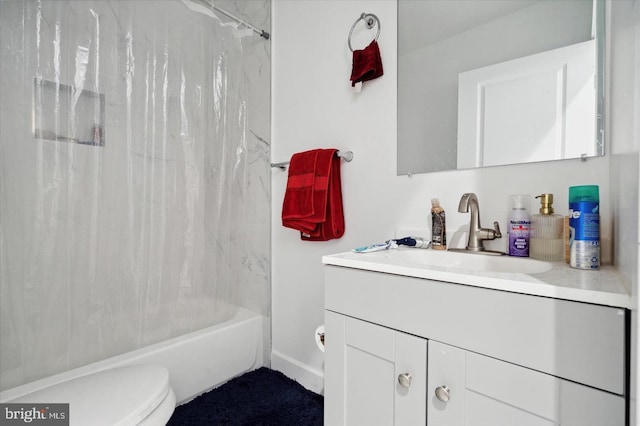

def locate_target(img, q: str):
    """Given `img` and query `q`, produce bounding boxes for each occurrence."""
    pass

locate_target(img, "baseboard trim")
[271,350,324,395]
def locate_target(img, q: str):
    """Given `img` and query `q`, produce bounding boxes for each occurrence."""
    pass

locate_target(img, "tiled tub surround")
[0,0,270,390]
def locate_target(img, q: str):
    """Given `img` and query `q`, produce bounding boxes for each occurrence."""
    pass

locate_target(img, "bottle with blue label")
[508,195,530,257]
[569,185,600,269]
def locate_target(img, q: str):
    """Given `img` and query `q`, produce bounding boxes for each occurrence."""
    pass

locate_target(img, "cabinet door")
[428,341,625,426]
[325,311,427,426]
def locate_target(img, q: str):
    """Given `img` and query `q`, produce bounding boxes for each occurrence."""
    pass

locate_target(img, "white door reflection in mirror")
[457,39,596,168]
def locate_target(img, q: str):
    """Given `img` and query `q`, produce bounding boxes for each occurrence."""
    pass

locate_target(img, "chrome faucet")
[457,193,503,253]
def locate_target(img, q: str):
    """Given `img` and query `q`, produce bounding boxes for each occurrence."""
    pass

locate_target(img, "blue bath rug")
[167,367,324,426]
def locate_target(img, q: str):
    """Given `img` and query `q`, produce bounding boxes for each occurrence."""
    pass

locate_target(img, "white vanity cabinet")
[324,264,628,426]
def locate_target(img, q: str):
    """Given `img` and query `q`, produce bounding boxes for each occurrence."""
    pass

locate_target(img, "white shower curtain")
[0,0,270,390]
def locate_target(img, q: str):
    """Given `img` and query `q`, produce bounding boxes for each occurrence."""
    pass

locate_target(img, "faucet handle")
[493,222,502,238]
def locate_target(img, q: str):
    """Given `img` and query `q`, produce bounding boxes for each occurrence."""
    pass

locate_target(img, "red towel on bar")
[350,40,383,87]
[282,149,345,241]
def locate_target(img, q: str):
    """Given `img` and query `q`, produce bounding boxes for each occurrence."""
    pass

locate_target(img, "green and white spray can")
[568,185,600,269]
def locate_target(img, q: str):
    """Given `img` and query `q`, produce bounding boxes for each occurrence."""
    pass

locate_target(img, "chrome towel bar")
[271,150,354,171]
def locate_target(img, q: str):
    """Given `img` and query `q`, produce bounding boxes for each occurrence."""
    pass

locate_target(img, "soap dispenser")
[530,194,564,261]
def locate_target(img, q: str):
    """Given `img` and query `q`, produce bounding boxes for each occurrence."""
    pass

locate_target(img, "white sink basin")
[324,247,632,309]
[366,248,553,274]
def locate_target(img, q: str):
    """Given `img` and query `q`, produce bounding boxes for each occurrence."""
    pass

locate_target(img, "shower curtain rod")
[211,4,270,40]
[189,0,270,39]
[212,5,270,39]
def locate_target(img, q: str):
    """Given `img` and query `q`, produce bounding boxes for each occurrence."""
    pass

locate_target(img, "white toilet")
[9,364,176,426]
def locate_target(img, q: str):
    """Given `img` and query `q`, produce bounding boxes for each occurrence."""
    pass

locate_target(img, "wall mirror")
[398,0,605,175]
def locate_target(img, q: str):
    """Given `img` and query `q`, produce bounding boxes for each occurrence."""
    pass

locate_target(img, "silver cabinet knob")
[435,385,450,402]
[398,373,412,388]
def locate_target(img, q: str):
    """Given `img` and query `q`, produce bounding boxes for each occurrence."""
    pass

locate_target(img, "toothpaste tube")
[352,240,398,253]
[352,236,431,253]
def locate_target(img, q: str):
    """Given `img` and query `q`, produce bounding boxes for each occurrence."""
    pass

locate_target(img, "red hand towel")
[281,149,320,233]
[282,149,345,241]
[303,151,344,241]
[350,40,384,87]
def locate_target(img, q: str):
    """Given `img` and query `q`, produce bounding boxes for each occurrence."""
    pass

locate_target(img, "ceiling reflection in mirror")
[397,0,604,175]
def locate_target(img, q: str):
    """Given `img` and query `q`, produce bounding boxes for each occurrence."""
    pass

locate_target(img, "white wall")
[272,0,638,399]
[607,1,640,422]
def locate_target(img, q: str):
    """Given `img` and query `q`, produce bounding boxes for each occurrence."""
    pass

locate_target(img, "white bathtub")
[0,307,267,405]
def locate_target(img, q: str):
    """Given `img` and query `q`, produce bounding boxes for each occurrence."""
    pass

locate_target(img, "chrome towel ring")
[348,12,381,52]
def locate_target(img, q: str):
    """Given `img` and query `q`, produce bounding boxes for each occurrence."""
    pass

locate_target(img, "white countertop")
[323,248,632,309]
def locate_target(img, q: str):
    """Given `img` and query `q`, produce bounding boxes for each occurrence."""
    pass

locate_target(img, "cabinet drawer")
[325,266,627,395]
[429,340,625,426]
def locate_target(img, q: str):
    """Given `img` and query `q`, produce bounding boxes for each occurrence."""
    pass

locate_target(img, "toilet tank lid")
[10,364,172,426]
